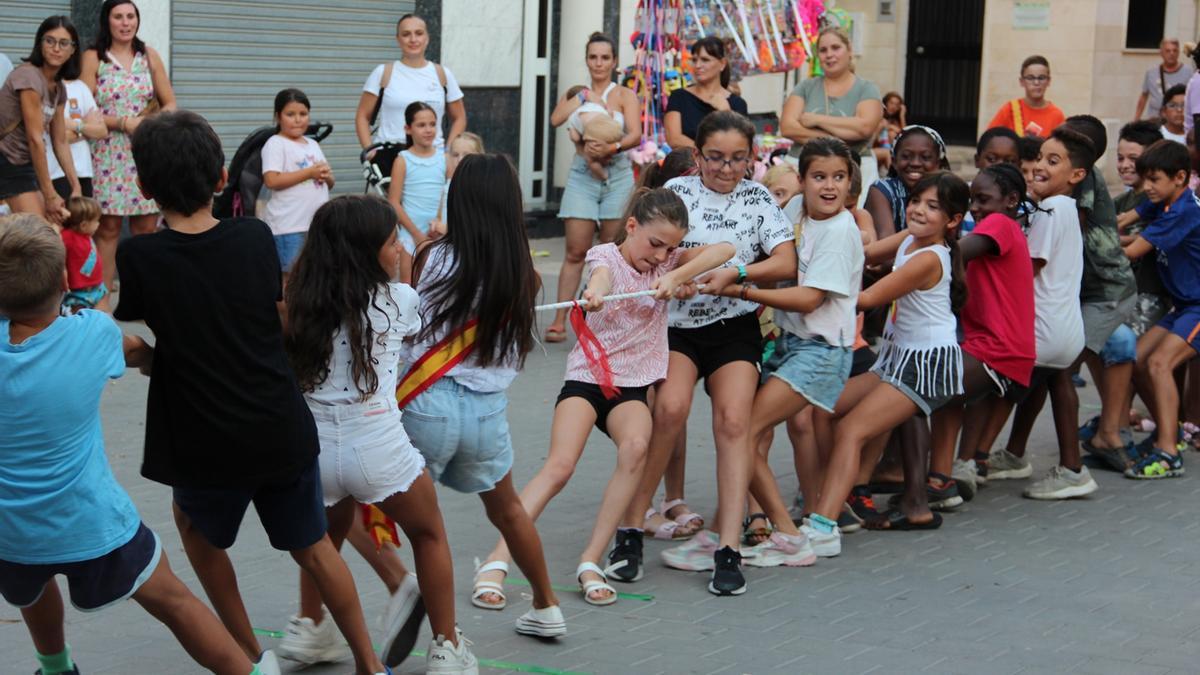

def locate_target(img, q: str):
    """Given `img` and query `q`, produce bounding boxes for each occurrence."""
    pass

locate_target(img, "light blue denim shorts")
[556,154,635,222]
[402,378,514,493]
[273,232,307,272]
[765,332,852,413]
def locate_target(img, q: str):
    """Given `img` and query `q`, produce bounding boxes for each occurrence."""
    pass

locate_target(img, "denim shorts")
[274,232,307,272]
[403,378,514,493]
[0,523,160,611]
[1082,294,1135,354]
[0,153,37,200]
[765,332,852,413]
[556,154,635,222]
[308,398,426,507]
[1098,323,1137,366]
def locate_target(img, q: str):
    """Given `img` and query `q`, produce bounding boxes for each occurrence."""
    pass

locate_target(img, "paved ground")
[5,237,1200,675]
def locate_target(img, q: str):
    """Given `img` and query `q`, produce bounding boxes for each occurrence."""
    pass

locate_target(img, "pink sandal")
[660,499,704,534]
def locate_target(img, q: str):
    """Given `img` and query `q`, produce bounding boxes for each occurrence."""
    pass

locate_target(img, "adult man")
[1136,38,1195,120]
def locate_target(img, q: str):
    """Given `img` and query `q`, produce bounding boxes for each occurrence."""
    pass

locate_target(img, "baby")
[566,85,625,180]
[59,196,111,313]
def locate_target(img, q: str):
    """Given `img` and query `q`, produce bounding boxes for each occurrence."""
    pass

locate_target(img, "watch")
[735,264,747,283]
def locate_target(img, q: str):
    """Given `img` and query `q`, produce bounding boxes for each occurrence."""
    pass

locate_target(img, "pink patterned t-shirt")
[565,243,684,387]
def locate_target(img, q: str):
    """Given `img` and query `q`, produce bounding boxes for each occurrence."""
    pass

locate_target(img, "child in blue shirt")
[0,214,254,675]
[1120,139,1200,478]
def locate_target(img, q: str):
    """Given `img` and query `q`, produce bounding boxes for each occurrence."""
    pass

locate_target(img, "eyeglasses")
[702,155,751,171]
[42,36,76,50]
[1022,75,1049,84]
[1164,102,1185,110]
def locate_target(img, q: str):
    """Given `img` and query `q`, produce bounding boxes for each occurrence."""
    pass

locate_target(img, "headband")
[893,124,947,160]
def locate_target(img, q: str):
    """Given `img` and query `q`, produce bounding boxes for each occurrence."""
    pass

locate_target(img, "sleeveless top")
[872,177,909,233]
[400,149,446,235]
[871,235,963,398]
[93,51,157,216]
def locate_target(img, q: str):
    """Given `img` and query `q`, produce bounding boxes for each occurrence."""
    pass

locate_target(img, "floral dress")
[93,51,157,215]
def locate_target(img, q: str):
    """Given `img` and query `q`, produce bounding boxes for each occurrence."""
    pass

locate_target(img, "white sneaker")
[799,518,842,557]
[380,572,425,668]
[744,531,817,568]
[1023,465,1099,500]
[988,448,1033,480]
[661,530,720,571]
[256,649,282,675]
[426,628,479,675]
[951,458,978,501]
[515,604,566,638]
[276,614,347,666]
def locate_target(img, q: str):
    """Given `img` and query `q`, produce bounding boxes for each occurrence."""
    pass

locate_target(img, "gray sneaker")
[987,448,1033,480]
[1023,465,1099,500]
[951,459,978,501]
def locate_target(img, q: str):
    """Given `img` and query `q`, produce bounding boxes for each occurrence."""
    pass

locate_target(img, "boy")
[1018,135,1044,197]
[1121,139,1200,478]
[987,55,1066,138]
[0,214,255,675]
[1115,121,1170,335]
[1159,84,1188,145]
[113,111,399,675]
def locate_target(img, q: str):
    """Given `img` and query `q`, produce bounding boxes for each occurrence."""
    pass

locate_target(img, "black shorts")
[0,153,37,200]
[556,380,650,437]
[668,312,762,381]
[849,346,877,377]
[172,459,328,551]
[0,523,160,611]
[53,176,93,201]
[1002,365,1059,403]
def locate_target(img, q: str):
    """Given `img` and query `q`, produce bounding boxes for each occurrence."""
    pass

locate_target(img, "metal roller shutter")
[171,0,416,194]
[0,1,72,65]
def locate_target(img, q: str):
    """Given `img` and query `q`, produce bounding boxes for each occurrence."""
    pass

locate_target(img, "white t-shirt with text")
[1027,194,1085,368]
[363,61,464,148]
[260,135,330,236]
[774,210,864,347]
[46,79,96,180]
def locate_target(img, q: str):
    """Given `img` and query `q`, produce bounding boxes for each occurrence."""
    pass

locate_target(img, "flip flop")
[544,326,567,343]
[864,509,942,531]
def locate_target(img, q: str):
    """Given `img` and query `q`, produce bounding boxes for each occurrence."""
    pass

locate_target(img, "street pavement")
[4,237,1200,675]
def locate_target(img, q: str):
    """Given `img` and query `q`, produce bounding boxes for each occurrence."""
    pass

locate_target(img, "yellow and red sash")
[394,319,479,409]
[1010,99,1024,138]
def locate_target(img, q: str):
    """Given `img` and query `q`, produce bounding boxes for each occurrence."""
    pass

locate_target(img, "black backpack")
[213,122,333,219]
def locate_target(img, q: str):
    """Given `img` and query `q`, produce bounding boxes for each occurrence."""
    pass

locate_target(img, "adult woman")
[544,32,641,342]
[780,26,883,206]
[664,37,748,148]
[355,14,466,170]
[81,0,176,290]
[0,16,81,223]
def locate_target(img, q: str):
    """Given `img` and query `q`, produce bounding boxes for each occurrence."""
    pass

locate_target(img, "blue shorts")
[0,523,160,611]
[1158,304,1200,351]
[403,378,515,493]
[765,332,853,413]
[1098,324,1137,366]
[556,155,635,222]
[274,232,307,272]
[62,284,109,311]
[172,459,327,551]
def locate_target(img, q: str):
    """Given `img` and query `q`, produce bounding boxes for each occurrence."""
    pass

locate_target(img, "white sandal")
[575,561,618,607]
[471,558,508,610]
[643,507,680,540]
[660,498,704,532]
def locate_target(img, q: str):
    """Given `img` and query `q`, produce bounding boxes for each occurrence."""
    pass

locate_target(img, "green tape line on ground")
[507,577,654,601]
[409,650,592,674]
[253,627,284,639]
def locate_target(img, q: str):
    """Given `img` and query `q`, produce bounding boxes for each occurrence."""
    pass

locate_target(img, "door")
[903,0,985,145]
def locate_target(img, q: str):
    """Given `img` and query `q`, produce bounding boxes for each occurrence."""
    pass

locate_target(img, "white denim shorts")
[307,398,426,507]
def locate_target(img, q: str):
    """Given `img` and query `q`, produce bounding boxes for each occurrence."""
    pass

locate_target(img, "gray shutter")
[171,0,416,195]
[0,1,72,64]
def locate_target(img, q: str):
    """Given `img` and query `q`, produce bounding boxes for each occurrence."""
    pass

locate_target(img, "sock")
[973,451,989,463]
[36,646,73,675]
[810,513,836,533]
[249,667,263,675]
[617,526,641,535]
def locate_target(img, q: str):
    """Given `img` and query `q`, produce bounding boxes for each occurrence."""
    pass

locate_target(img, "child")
[987,55,1065,137]
[400,154,563,639]
[763,163,802,207]
[865,125,949,238]
[1160,84,1188,144]
[637,147,696,190]
[482,188,734,603]
[961,127,1022,234]
[1115,121,1169,335]
[279,195,477,672]
[1018,135,1044,195]
[1122,139,1200,478]
[59,195,110,313]
[388,101,447,253]
[565,85,625,180]
[0,213,254,675]
[260,88,333,279]
[113,111,393,675]
[431,131,484,236]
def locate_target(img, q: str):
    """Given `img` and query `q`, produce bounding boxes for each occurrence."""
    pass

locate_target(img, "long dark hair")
[909,171,969,315]
[637,147,696,189]
[285,195,399,399]
[26,16,81,81]
[413,154,537,368]
[692,37,732,88]
[92,0,146,61]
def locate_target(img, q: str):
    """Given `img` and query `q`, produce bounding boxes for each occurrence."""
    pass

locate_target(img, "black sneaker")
[926,475,963,511]
[708,546,746,596]
[606,529,643,582]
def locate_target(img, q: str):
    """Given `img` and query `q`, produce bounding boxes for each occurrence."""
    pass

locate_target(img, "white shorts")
[308,398,426,507]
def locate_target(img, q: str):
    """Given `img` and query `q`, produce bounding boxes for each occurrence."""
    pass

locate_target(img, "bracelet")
[612,142,621,154]
[118,117,126,133]
[740,284,751,301]
[73,118,83,135]
[736,264,748,283]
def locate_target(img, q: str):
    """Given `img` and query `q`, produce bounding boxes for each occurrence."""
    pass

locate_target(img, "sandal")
[544,326,567,343]
[741,512,772,546]
[864,509,943,531]
[471,558,508,610]
[643,508,681,540]
[660,499,704,535]
[575,561,617,606]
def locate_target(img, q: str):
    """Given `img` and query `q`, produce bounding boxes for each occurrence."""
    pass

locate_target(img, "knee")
[563,246,587,265]
[1147,352,1176,378]
[653,396,691,429]
[714,408,750,441]
[95,219,120,241]
[485,496,530,530]
[617,436,650,471]
[541,460,576,492]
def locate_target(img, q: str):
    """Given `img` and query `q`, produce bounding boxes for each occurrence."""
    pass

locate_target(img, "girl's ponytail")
[614,187,690,245]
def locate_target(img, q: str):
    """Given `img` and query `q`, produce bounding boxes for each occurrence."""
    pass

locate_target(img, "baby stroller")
[213,121,333,219]
[360,141,405,199]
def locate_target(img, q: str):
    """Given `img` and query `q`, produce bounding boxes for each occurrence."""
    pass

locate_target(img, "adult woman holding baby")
[544,31,641,343]
[664,37,748,148]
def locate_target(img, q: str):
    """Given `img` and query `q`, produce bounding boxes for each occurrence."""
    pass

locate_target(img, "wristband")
[118,117,127,133]
[736,264,747,283]
[612,142,621,154]
[740,284,751,301]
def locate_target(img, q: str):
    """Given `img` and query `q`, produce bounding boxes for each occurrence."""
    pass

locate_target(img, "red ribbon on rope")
[568,303,621,400]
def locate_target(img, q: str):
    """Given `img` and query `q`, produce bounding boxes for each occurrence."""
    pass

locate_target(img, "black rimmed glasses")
[702,155,751,171]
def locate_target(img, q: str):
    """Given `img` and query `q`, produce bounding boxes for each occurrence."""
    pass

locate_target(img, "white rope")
[534,289,658,312]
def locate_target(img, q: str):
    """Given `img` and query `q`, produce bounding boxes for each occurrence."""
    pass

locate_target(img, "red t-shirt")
[960,213,1036,385]
[61,228,103,290]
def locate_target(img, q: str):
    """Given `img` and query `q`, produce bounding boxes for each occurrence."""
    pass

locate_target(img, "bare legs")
[547,218,621,336]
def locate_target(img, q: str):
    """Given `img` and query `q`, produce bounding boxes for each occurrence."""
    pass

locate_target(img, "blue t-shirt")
[0,311,140,564]
[1135,188,1200,306]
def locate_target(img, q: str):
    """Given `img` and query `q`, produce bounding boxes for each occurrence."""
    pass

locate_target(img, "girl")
[387,101,446,253]
[619,110,797,597]
[763,163,802,207]
[282,195,477,673]
[480,188,734,606]
[637,147,696,190]
[260,88,332,278]
[401,154,564,639]
[865,125,949,239]
[60,195,111,313]
[430,131,483,236]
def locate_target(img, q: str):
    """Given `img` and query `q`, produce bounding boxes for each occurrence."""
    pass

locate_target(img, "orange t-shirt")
[987,99,1065,138]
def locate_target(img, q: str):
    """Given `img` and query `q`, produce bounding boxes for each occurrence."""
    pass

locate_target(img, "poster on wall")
[1012,2,1050,30]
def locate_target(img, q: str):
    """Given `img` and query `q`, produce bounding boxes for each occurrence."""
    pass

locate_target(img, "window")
[1126,0,1167,50]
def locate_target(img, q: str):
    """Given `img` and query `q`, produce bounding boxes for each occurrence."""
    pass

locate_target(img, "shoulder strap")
[600,81,618,102]
[435,63,447,94]
[1010,99,1024,137]
[1160,66,1168,99]
[380,61,395,94]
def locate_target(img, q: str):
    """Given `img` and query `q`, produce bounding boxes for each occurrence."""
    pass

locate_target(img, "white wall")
[442,0,522,87]
[554,0,605,186]
[138,0,171,72]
